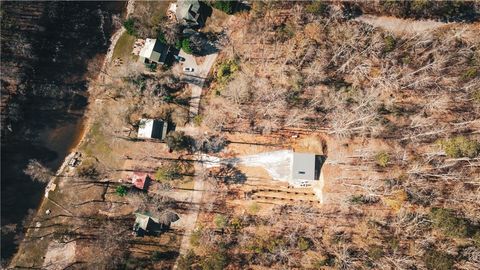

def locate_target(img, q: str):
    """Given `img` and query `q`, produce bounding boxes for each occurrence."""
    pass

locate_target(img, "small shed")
[137,119,168,140]
[139,38,172,65]
[176,0,202,26]
[131,172,151,190]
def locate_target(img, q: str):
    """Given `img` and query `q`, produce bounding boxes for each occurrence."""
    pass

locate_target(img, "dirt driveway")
[356,15,446,35]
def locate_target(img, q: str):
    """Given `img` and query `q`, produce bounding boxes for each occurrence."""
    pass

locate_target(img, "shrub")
[305,1,328,15]
[212,1,235,14]
[229,217,244,231]
[312,254,335,267]
[438,136,480,158]
[383,35,396,52]
[177,250,198,270]
[384,190,408,212]
[116,186,128,197]
[175,40,182,50]
[214,214,227,229]
[430,208,468,238]
[277,23,296,41]
[145,62,157,72]
[190,228,202,247]
[157,31,167,44]
[181,38,193,54]
[193,115,203,127]
[248,202,260,214]
[151,251,162,261]
[411,0,431,12]
[349,194,380,205]
[368,246,384,260]
[123,18,136,36]
[216,60,239,83]
[297,237,311,251]
[473,231,480,248]
[473,89,480,104]
[462,67,477,80]
[375,151,390,167]
[201,250,229,270]
[197,135,227,153]
[424,250,454,270]
[386,236,400,252]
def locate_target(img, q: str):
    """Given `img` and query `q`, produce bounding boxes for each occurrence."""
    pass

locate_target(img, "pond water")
[1,1,126,263]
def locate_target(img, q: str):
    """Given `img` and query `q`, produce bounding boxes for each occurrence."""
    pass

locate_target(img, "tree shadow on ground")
[209,164,246,185]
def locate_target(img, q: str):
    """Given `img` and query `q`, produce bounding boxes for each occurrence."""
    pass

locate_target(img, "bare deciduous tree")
[24,159,53,183]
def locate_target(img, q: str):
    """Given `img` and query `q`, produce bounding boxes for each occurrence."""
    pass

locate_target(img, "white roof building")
[290,153,324,187]
[138,119,168,140]
[138,38,171,65]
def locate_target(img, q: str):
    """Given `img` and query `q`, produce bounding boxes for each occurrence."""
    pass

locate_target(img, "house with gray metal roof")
[290,153,324,187]
[133,212,179,236]
[175,0,203,26]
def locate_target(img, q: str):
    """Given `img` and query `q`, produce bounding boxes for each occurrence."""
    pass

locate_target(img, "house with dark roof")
[169,0,205,27]
[133,212,179,236]
[139,38,172,65]
[137,118,168,140]
[133,213,162,236]
[290,153,325,187]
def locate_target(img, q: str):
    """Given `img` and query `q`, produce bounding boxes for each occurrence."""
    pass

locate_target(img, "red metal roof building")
[131,172,151,190]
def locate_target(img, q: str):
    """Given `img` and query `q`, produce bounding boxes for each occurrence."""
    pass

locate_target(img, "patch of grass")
[81,122,111,159]
[112,32,136,60]
[175,179,194,190]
